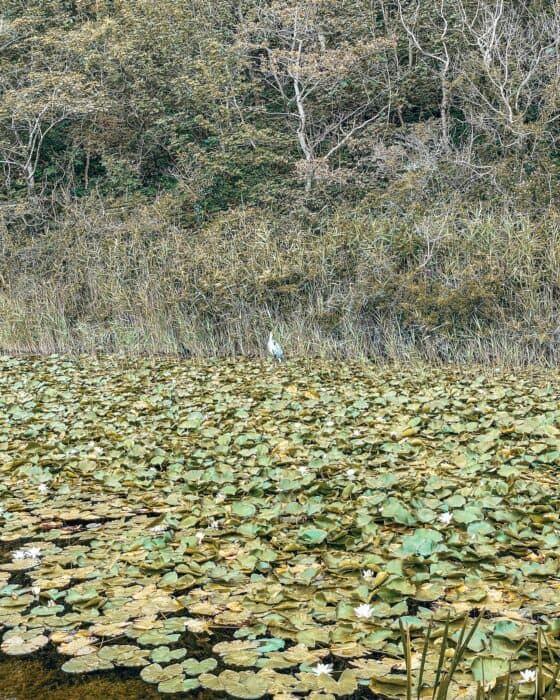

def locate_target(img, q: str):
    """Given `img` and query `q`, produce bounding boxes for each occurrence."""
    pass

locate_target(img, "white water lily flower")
[38,483,49,494]
[298,466,308,475]
[150,524,167,533]
[438,512,453,525]
[354,603,374,619]
[31,586,40,596]
[520,669,537,683]
[195,532,205,543]
[362,569,375,580]
[25,546,42,559]
[346,468,356,478]
[12,549,27,561]
[209,519,219,529]
[312,662,334,676]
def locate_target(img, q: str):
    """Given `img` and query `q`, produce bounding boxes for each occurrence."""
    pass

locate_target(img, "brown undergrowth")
[2,200,559,364]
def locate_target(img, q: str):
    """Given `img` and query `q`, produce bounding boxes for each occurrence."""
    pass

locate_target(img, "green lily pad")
[61,653,115,673]
[137,630,180,646]
[141,662,184,684]
[232,502,257,518]
[400,528,444,557]
[470,655,509,683]
[158,676,200,693]
[298,528,328,544]
[97,644,150,667]
[183,657,219,675]
[1,633,49,655]
[199,670,269,698]
[150,645,187,663]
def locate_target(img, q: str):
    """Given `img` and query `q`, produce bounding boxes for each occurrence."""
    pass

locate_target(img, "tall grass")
[1,198,560,363]
[399,614,560,699]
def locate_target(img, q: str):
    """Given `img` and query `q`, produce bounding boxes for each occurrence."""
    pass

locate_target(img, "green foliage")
[1,0,558,214]
[0,0,559,356]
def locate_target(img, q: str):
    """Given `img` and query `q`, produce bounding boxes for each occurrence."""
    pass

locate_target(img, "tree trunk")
[25,165,35,195]
[441,76,449,150]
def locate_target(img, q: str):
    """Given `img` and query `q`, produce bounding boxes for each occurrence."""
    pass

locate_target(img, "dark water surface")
[0,648,380,700]
[0,634,241,700]
[0,646,163,700]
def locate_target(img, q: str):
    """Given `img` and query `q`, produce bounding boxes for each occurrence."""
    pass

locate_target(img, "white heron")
[267,332,284,362]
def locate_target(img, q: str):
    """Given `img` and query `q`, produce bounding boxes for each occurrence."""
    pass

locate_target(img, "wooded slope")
[1,1,559,359]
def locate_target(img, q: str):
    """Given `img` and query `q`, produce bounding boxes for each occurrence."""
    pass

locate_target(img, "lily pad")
[158,677,200,693]
[61,653,115,673]
[470,655,509,683]
[1,633,49,655]
[97,644,151,667]
[183,657,219,675]
[150,645,187,663]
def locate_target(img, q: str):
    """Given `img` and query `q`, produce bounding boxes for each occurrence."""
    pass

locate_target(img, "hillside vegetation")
[1,0,559,359]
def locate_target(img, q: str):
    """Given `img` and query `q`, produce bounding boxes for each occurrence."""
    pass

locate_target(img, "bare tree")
[396,0,454,150]
[0,18,104,196]
[238,0,395,191]
[456,0,560,150]
[1,90,72,195]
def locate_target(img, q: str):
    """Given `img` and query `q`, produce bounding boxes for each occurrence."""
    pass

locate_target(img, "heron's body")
[267,332,284,362]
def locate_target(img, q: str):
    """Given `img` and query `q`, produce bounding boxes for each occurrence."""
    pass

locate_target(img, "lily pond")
[0,356,559,699]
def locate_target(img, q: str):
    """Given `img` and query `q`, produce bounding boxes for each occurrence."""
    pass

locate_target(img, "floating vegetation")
[0,355,559,698]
